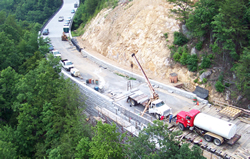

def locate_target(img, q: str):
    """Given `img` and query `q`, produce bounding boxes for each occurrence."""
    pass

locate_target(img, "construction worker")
[160,115,164,120]
[169,113,173,123]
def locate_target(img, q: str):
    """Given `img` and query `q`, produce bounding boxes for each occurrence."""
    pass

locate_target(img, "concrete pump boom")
[131,53,158,99]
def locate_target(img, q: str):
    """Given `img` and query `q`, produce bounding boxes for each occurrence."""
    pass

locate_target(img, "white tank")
[194,113,237,139]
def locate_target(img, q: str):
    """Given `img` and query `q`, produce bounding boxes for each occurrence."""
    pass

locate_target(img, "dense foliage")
[124,120,205,159]
[73,0,119,30]
[0,0,61,24]
[0,3,205,157]
[168,0,250,99]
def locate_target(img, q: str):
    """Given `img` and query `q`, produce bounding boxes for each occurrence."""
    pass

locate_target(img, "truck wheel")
[178,123,185,131]
[155,114,160,120]
[213,138,222,146]
[131,99,136,106]
[204,135,212,142]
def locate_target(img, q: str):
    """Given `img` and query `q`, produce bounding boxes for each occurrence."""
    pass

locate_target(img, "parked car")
[71,9,75,13]
[42,29,49,35]
[49,43,54,51]
[64,22,69,26]
[58,16,64,22]
[52,50,61,58]
[65,19,70,24]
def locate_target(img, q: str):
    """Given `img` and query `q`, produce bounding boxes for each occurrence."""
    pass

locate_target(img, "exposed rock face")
[191,47,197,55]
[79,0,227,103]
[81,0,186,80]
[199,70,212,82]
[182,25,192,39]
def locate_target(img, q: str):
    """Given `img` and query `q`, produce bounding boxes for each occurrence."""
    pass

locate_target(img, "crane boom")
[131,53,159,100]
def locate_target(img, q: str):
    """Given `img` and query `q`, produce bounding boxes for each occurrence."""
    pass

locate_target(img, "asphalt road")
[42,0,194,118]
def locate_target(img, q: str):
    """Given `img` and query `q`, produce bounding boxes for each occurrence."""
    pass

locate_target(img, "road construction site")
[42,0,250,158]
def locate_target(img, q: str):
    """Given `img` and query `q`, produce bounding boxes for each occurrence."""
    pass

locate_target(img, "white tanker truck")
[175,109,241,146]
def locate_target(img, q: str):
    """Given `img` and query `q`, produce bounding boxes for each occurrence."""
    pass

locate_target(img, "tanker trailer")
[175,109,241,146]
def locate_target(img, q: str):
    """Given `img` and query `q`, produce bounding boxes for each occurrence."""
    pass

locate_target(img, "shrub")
[208,54,214,59]
[199,69,205,75]
[218,74,224,82]
[164,33,168,39]
[195,41,203,51]
[225,83,230,87]
[168,45,178,57]
[180,52,188,65]
[202,78,208,83]
[200,56,211,69]
[173,52,181,62]
[177,46,183,54]
[194,79,198,83]
[187,54,198,72]
[210,42,221,54]
[173,31,188,46]
[215,81,225,92]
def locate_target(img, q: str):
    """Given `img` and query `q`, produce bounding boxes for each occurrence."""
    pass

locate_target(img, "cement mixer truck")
[175,109,241,146]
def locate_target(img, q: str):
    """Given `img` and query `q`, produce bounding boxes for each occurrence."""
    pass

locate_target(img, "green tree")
[0,67,20,125]
[89,121,125,159]
[186,0,220,37]
[76,137,91,159]
[124,120,205,158]
[235,47,250,99]
[187,54,198,72]
[167,0,194,23]
[0,126,17,159]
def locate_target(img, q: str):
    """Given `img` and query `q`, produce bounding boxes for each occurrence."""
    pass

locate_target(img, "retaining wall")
[62,70,153,127]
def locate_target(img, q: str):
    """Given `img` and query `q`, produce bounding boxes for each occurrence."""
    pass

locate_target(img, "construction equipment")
[130,53,172,118]
[175,109,241,146]
[61,32,68,41]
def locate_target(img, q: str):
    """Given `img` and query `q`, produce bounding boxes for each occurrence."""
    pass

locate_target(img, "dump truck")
[175,109,241,146]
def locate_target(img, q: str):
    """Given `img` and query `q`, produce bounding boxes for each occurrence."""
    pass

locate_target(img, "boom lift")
[131,53,171,118]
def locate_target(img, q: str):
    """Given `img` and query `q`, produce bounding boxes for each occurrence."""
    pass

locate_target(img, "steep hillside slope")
[77,0,242,105]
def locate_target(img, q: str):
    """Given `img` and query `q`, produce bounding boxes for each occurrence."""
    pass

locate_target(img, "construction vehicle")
[129,53,172,119]
[175,109,241,146]
[61,32,68,41]
[70,68,80,77]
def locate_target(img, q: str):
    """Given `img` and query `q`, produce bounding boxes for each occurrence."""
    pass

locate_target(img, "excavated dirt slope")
[77,0,229,103]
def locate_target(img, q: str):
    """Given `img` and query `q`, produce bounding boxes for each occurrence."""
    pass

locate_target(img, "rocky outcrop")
[182,25,192,39]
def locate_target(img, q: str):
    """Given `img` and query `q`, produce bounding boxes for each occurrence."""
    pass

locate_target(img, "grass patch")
[128,77,136,80]
[115,73,125,77]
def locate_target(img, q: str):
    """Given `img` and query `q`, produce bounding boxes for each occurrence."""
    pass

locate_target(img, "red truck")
[175,109,241,146]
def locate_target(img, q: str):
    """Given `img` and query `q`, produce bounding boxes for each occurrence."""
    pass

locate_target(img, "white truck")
[52,50,61,58]
[60,59,74,71]
[127,90,172,119]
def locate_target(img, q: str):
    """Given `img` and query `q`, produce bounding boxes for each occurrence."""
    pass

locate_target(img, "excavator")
[130,53,172,118]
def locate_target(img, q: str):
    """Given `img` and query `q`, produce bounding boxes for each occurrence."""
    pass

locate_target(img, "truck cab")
[148,99,172,119]
[176,109,200,130]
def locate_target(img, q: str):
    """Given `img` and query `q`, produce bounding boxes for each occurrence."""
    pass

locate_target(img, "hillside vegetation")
[75,0,250,108]
[0,0,205,158]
